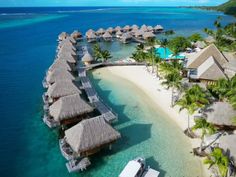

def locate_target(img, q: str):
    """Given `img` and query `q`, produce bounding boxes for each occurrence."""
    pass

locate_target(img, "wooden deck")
[78,67,118,123]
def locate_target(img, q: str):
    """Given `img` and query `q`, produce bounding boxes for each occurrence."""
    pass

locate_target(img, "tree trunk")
[187,114,190,134]
[171,88,174,107]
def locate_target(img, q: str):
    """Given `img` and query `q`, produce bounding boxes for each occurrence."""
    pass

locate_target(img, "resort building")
[48,94,94,126]
[204,102,236,129]
[120,33,132,44]
[81,52,94,66]
[102,31,113,41]
[205,36,216,43]
[49,58,75,73]
[134,30,144,39]
[123,25,131,32]
[70,30,83,40]
[107,27,114,34]
[153,25,164,33]
[187,44,228,84]
[194,41,207,49]
[115,26,122,32]
[60,117,121,159]
[96,28,105,36]
[147,25,153,32]
[45,80,81,104]
[58,32,69,41]
[143,32,155,40]
[131,24,139,31]
[140,24,148,32]
[223,52,236,78]
[46,69,76,86]
[116,30,123,39]
[86,32,97,43]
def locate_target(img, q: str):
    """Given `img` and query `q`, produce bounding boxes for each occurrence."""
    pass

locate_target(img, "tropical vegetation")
[192,118,216,139]
[93,43,112,62]
[204,147,229,177]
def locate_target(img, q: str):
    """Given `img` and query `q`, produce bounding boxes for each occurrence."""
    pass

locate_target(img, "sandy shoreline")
[96,65,210,177]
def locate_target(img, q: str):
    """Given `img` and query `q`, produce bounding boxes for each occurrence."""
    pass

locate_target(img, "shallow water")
[0,6,235,177]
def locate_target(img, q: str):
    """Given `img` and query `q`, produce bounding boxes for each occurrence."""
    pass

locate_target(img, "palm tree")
[160,38,168,60]
[192,118,216,139]
[162,70,182,107]
[208,78,230,101]
[93,43,102,60]
[164,30,175,36]
[204,147,229,177]
[146,47,161,74]
[176,85,210,133]
[100,50,112,62]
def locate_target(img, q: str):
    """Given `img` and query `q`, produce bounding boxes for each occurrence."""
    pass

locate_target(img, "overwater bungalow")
[67,36,77,45]
[187,44,228,84]
[130,28,139,35]
[96,28,105,36]
[86,32,97,43]
[153,25,164,33]
[58,43,77,52]
[123,25,131,32]
[143,32,155,40]
[103,31,113,41]
[46,69,76,86]
[57,55,77,65]
[71,30,83,40]
[147,26,153,32]
[205,102,236,130]
[58,47,77,57]
[45,80,81,104]
[58,32,69,41]
[131,24,139,31]
[81,52,94,66]
[134,30,144,39]
[140,24,148,32]
[115,26,122,32]
[116,30,123,39]
[60,116,121,160]
[85,29,95,36]
[120,33,132,44]
[46,94,94,127]
[48,59,74,73]
[107,27,114,34]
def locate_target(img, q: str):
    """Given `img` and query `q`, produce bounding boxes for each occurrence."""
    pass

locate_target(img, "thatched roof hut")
[115,26,122,32]
[86,32,97,42]
[205,102,236,128]
[86,29,95,36]
[103,31,112,41]
[71,30,82,39]
[58,47,77,57]
[107,27,114,34]
[140,24,148,32]
[120,33,132,43]
[131,24,139,30]
[153,25,163,32]
[116,30,123,37]
[143,32,155,40]
[147,26,153,32]
[49,59,73,72]
[96,28,105,35]
[57,55,77,64]
[123,25,131,32]
[67,36,76,45]
[187,44,228,69]
[47,80,81,100]
[46,69,75,85]
[64,117,121,156]
[81,52,94,65]
[134,30,144,38]
[219,134,236,163]
[49,94,94,122]
[58,43,76,52]
[58,32,69,41]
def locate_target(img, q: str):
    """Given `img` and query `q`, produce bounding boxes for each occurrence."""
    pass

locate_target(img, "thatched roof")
[135,30,144,37]
[47,80,81,99]
[196,56,227,81]
[86,29,95,36]
[57,55,77,64]
[205,102,236,126]
[82,52,94,62]
[71,30,82,39]
[58,47,77,56]
[58,43,76,52]
[97,28,105,35]
[49,94,93,121]
[116,30,122,36]
[46,69,75,84]
[58,32,69,41]
[103,31,112,38]
[131,24,139,30]
[219,135,236,163]
[147,26,153,31]
[49,59,73,72]
[65,117,121,153]
[121,33,132,40]
[187,44,228,69]
[140,24,148,32]
[68,37,76,44]
[115,26,122,31]
[86,32,97,39]
[123,25,131,31]
[107,27,114,33]
[143,32,155,40]
[154,25,163,30]
[194,41,206,49]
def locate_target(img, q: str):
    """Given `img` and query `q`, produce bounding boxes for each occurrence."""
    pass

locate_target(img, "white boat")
[119,157,160,177]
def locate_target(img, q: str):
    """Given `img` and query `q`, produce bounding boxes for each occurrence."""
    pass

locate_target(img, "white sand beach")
[102,65,210,177]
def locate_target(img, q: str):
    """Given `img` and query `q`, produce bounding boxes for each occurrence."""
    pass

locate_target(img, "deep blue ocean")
[0,7,235,177]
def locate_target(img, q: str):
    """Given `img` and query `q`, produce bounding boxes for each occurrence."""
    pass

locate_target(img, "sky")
[0,0,228,7]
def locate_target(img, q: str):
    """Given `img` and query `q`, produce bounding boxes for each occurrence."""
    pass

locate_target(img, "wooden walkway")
[78,67,117,123]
